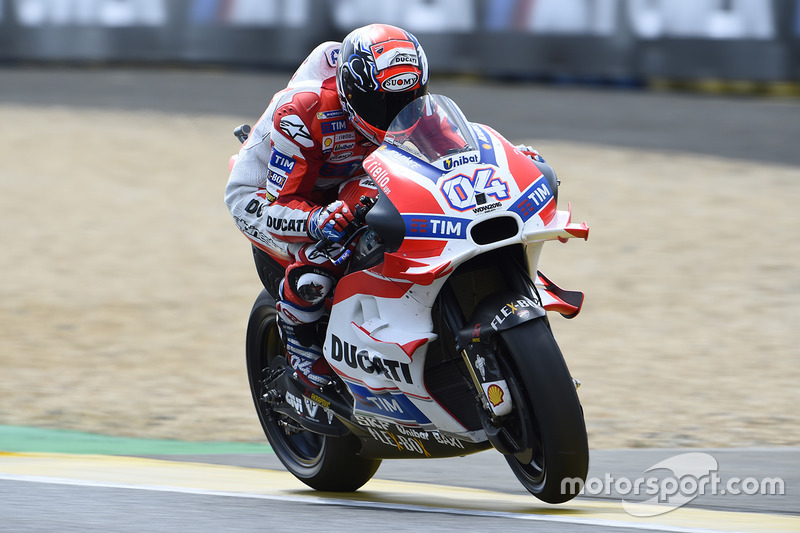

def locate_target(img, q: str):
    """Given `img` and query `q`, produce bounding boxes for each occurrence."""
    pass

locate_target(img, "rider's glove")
[515,144,546,164]
[307,200,356,244]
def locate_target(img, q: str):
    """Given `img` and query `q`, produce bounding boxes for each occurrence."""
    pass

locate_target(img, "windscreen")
[383,94,479,164]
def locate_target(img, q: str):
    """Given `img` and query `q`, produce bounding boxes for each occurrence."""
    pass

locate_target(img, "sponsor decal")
[472,125,490,143]
[245,199,266,217]
[317,109,344,120]
[366,427,432,456]
[269,149,296,173]
[267,170,286,188]
[472,323,482,344]
[354,414,391,430]
[333,142,355,152]
[321,118,348,134]
[404,215,470,239]
[306,392,331,409]
[278,115,314,148]
[335,131,356,142]
[265,215,307,234]
[395,425,429,440]
[330,334,413,385]
[286,391,322,420]
[432,431,465,449]
[486,384,504,407]
[286,391,303,413]
[329,151,354,162]
[303,397,319,418]
[474,126,498,166]
[441,167,510,212]
[507,175,553,221]
[490,297,541,331]
[482,380,512,416]
[371,39,419,71]
[363,158,391,194]
[348,382,427,424]
[322,135,335,152]
[359,177,378,189]
[326,47,339,67]
[353,416,463,452]
[474,354,487,380]
[443,153,479,170]
[382,72,420,92]
[472,201,502,214]
[234,216,285,254]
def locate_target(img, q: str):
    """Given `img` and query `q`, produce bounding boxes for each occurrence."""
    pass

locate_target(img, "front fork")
[440,265,548,454]
[460,341,513,418]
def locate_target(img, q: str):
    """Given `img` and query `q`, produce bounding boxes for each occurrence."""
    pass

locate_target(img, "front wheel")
[497,318,589,503]
[245,290,381,492]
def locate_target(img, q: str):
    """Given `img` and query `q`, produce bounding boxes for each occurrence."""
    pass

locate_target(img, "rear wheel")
[497,318,588,503]
[245,290,381,492]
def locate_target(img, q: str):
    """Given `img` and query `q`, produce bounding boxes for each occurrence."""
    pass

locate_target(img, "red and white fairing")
[323,95,588,436]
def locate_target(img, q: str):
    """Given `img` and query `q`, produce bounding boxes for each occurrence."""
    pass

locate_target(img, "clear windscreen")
[383,94,479,164]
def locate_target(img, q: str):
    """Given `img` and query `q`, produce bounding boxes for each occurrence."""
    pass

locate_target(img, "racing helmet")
[336,24,430,145]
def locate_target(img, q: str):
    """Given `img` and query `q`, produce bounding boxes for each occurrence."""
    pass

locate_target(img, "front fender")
[457,290,546,347]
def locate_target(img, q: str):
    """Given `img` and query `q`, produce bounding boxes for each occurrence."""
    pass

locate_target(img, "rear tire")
[245,290,381,492]
[497,318,588,503]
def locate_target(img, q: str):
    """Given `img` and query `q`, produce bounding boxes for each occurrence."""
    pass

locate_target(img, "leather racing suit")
[225,41,377,385]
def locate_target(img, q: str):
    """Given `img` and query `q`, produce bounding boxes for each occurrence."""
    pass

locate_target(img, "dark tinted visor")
[350,86,428,133]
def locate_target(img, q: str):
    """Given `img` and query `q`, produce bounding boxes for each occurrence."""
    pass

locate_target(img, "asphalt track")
[0,446,798,532]
[2,66,800,166]
[1,67,799,531]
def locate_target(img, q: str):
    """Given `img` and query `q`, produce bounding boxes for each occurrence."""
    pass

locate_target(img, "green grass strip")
[0,425,272,455]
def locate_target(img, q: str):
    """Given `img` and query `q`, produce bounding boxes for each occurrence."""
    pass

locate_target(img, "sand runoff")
[1,104,797,449]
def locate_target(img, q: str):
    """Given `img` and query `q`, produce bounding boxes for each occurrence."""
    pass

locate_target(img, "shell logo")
[487,384,504,407]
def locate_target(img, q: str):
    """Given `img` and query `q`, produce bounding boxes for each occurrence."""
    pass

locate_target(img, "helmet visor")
[348,86,427,134]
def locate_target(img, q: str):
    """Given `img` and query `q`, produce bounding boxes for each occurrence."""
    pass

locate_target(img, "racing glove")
[307,200,356,244]
[515,144,546,164]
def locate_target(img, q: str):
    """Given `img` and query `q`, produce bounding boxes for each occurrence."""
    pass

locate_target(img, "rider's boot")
[276,300,334,388]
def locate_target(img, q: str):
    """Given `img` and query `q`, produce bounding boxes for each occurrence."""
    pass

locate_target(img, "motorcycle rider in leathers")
[226,23,544,388]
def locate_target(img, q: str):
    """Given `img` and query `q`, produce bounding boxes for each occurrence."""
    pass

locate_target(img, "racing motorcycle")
[239,94,590,504]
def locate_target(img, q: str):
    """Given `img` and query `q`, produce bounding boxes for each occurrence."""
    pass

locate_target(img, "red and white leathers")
[225,42,378,385]
[226,41,376,263]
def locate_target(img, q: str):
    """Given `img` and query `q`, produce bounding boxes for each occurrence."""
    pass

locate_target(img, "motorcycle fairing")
[345,381,432,426]
[536,270,585,319]
[325,94,590,437]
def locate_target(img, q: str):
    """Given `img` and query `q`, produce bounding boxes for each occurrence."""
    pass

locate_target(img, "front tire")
[245,290,381,492]
[497,318,589,503]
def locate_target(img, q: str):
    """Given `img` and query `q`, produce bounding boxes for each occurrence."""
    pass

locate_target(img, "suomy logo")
[382,72,419,92]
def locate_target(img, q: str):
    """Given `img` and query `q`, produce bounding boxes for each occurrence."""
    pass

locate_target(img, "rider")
[226,23,545,389]
[225,24,430,388]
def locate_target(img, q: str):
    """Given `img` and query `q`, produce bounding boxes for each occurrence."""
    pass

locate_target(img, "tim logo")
[269,149,295,174]
[507,176,553,221]
[321,119,348,134]
[404,215,469,239]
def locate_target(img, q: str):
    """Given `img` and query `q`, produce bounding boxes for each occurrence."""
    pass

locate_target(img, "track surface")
[1,448,797,532]
[1,67,798,531]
